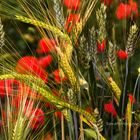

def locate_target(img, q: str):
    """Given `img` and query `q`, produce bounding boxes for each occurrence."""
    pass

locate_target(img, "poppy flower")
[38,55,53,69]
[55,111,62,120]
[117,50,128,60]
[11,85,35,109]
[65,14,80,33]
[97,40,106,53]
[11,95,21,109]
[16,56,48,82]
[63,0,80,10]
[1,110,7,122]
[128,94,136,104]
[104,101,117,117]
[101,0,113,6]
[52,69,67,84]
[36,38,56,54]
[0,80,20,97]
[28,108,45,129]
[129,0,138,17]
[116,3,131,20]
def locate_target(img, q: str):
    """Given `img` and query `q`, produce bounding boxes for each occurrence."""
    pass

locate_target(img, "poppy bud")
[97,40,106,53]
[117,50,128,60]
[128,94,136,104]
[104,101,117,117]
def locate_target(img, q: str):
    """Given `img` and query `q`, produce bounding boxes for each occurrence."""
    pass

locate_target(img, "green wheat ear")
[15,15,71,43]
[12,117,24,140]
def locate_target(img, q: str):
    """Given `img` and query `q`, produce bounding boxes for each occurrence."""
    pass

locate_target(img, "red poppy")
[129,0,138,17]
[63,0,80,10]
[11,85,35,109]
[55,111,62,120]
[52,69,67,84]
[36,38,56,54]
[0,80,20,97]
[97,40,106,53]
[1,110,6,122]
[116,3,131,20]
[128,94,136,104]
[104,101,117,117]
[117,50,128,60]
[38,55,53,69]
[65,14,80,33]
[0,80,5,97]
[29,108,45,129]
[101,0,113,6]
[11,95,21,109]
[16,56,48,82]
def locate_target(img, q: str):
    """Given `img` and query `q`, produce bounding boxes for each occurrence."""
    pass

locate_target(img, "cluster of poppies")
[0,37,68,130]
[116,0,138,20]
[16,38,67,84]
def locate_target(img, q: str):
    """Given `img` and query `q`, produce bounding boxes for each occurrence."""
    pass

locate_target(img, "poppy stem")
[73,111,78,140]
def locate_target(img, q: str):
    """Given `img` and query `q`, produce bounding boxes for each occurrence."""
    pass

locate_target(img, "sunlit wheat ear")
[108,77,121,103]
[15,15,70,42]
[126,24,140,57]
[56,47,80,93]
[12,117,24,140]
